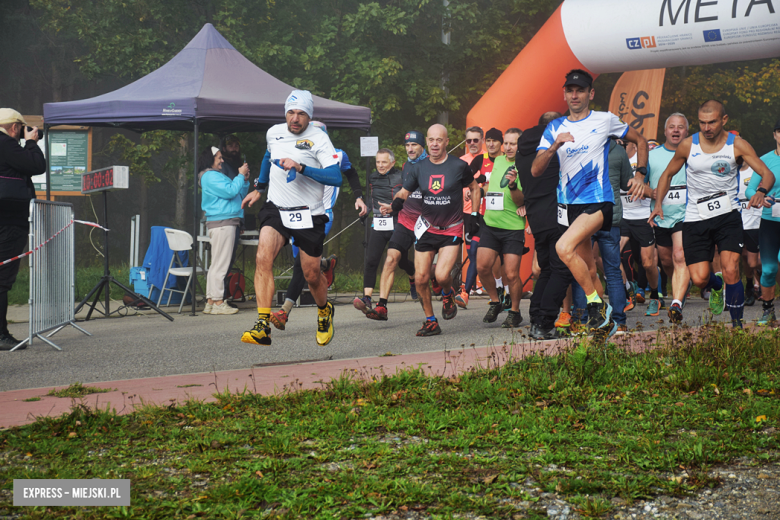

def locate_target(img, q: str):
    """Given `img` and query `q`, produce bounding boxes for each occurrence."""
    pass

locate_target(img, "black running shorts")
[682,210,743,266]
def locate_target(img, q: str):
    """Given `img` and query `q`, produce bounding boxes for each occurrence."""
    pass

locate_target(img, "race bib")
[557,204,569,227]
[772,202,780,218]
[373,216,394,231]
[414,215,431,240]
[696,192,730,220]
[665,186,687,206]
[485,192,504,212]
[280,207,313,229]
[621,192,642,208]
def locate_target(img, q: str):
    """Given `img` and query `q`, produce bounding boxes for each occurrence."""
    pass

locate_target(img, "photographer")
[0,109,45,350]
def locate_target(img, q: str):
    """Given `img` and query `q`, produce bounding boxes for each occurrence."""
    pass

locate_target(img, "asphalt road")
[0,292,765,392]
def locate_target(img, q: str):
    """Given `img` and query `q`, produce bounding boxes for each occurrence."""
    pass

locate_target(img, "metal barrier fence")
[13,200,90,351]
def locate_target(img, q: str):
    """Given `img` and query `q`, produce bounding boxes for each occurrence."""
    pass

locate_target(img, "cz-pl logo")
[626,36,657,50]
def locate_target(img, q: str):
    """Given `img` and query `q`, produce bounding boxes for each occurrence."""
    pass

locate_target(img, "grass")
[1,324,778,518]
[45,383,116,399]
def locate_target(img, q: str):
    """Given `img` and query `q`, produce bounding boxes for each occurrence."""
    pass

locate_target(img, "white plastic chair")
[155,228,205,313]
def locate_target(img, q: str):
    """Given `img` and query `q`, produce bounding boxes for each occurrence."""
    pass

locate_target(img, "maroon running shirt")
[402,155,474,237]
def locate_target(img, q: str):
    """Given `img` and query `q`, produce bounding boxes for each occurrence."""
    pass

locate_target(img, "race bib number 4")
[373,216,394,231]
[485,192,504,212]
[696,192,730,220]
[414,215,431,240]
[280,207,313,229]
[665,186,687,206]
[557,204,569,227]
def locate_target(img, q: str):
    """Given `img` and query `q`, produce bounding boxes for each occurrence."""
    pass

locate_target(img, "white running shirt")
[621,152,651,220]
[684,132,740,223]
[266,123,340,215]
[538,111,629,205]
[738,165,761,230]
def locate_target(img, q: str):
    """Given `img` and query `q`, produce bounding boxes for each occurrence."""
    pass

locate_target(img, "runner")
[645,113,691,323]
[532,69,648,338]
[240,90,343,346]
[649,100,775,328]
[476,128,525,328]
[270,121,367,330]
[457,128,504,309]
[619,141,662,316]
[390,124,481,336]
[365,131,427,321]
[737,162,761,307]
[353,148,415,315]
[745,119,780,325]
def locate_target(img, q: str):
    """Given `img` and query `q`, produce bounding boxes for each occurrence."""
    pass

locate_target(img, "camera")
[23,126,43,141]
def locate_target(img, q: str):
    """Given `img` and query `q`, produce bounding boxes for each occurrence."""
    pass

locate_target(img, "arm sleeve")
[257,150,271,184]
[620,150,633,191]
[300,164,342,187]
[537,123,554,151]
[202,171,247,199]
[338,150,353,172]
[5,141,46,177]
[402,164,419,192]
[469,155,483,175]
[609,112,630,139]
[341,167,364,199]
[746,170,763,199]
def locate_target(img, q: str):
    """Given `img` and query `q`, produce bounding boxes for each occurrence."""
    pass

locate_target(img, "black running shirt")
[403,155,474,237]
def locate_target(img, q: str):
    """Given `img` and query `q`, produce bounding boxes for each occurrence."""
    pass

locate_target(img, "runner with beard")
[649,100,775,328]
[364,131,427,321]
[390,124,481,335]
[241,90,343,346]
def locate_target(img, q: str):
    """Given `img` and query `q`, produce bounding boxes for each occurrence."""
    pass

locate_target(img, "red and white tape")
[0,219,108,266]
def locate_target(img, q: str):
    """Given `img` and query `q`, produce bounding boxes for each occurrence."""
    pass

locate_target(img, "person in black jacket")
[0,109,45,350]
[515,111,569,339]
[353,149,415,315]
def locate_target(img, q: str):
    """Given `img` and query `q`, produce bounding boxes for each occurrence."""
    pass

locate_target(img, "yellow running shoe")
[316,302,335,346]
[241,318,272,345]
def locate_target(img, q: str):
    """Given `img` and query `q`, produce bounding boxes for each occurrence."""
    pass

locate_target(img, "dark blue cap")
[404,130,425,146]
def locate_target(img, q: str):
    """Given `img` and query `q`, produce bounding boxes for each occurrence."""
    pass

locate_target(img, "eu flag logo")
[703,29,722,42]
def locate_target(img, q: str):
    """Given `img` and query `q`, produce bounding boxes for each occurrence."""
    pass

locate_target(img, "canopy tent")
[43,23,371,133]
[42,23,372,315]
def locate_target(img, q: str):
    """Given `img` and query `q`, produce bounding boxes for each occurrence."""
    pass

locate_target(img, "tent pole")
[44,124,51,201]
[191,119,199,316]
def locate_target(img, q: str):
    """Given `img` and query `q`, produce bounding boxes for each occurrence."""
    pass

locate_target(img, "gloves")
[465,214,480,243]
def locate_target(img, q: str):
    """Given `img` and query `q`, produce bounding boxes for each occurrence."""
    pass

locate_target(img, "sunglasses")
[465,138,481,144]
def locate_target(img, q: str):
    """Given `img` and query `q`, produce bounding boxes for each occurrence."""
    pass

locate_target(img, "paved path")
[0,293,761,428]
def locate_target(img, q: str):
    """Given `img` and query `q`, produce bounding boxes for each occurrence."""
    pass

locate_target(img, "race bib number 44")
[665,186,687,206]
[280,207,313,229]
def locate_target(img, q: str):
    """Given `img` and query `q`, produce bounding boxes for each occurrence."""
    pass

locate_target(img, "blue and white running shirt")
[538,111,629,205]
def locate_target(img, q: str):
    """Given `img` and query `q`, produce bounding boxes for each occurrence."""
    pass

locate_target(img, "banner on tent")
[609,68,666,141]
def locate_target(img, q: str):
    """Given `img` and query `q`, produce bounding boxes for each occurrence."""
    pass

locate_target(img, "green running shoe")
[708,273,725,315]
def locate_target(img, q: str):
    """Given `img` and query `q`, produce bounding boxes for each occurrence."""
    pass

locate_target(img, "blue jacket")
[200,169,249,221]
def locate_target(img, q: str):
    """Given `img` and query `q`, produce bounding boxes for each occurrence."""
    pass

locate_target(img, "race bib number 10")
[280,207,313,229]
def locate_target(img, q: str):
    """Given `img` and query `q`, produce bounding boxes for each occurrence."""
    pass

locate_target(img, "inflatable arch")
[467,0,780,290]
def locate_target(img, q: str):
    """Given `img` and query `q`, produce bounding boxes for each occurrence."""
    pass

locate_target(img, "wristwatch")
[757,187,768,195]
[635,166,647,175]
[508,182,518,191]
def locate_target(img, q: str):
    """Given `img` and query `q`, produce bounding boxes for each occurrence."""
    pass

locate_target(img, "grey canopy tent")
[43,23,372,315]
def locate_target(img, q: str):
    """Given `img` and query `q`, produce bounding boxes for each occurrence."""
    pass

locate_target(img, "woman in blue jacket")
[199,147,249,315]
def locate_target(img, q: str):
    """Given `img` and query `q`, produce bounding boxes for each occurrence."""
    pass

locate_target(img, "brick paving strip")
[0,326,705,429]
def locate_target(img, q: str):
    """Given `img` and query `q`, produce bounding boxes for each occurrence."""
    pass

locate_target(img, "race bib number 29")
[280,207,313,229]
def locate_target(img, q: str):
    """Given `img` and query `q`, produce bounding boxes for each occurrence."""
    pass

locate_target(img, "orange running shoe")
[554,311,572,328]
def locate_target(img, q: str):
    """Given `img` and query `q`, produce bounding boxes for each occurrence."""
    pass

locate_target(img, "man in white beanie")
[0,109,45,350]
[240,90,343,347]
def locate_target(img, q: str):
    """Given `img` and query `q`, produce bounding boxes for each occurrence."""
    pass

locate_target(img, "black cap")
[404,130,425,146]
[485,127,503,143]
[774,119,780,131]
[564,71,592,89]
